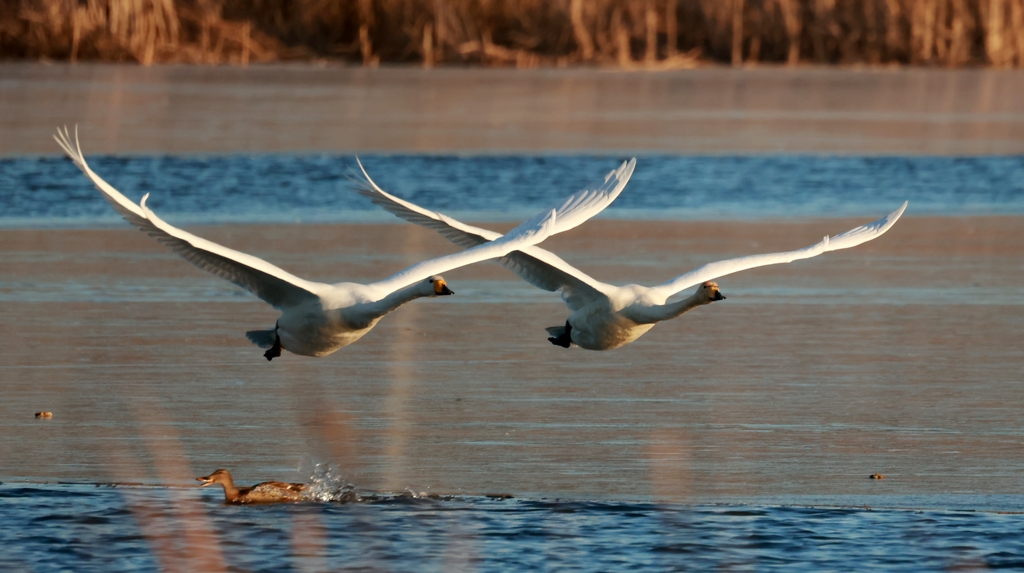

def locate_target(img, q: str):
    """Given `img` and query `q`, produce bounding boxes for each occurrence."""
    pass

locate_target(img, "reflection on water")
[3,483,1024,572]
[381,225,425,493]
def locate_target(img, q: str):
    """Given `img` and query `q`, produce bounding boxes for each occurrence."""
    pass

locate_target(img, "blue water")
[3,483,1024,572]
[2,155,1024,226]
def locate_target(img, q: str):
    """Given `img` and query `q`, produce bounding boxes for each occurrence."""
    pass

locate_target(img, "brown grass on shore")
[2,0,1024,67]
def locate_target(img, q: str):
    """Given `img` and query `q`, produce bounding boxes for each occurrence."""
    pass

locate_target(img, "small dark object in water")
[35,411,53,419]
[485,493,515,499]
[869,473,886,480]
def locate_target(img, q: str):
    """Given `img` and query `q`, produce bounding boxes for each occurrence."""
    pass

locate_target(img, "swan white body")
[355,163,908,351]
[54,127,636,359]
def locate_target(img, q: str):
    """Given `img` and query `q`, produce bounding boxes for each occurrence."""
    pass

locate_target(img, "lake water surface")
[2,153,1023,570]
[4,483,1024,572]
[3,154,1024,225]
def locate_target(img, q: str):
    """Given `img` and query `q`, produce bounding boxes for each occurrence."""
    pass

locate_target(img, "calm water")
[4,483,1024,573]
[2,154,1024,569]
[3,155,1024,226]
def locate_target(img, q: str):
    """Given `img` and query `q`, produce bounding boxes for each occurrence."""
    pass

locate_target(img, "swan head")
[697,281,726,303]
[428,276,454,297]
[197,469,233,488]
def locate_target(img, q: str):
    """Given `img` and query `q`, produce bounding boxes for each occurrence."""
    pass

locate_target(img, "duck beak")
[439,284,454,296]
[197,477,213,487]
[713,291,726,301]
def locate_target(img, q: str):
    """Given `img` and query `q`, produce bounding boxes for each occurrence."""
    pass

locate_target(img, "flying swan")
[354,162,908,351]
[53,127,636,359]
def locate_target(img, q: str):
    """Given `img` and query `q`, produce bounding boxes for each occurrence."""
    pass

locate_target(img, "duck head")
[428,276,454,297]
[698,281,726,303]
[197,469,233,488]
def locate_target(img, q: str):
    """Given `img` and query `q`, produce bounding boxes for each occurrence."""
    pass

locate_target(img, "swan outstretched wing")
[494,248,613,311]
[54,127,327,309]
[366,207,558,294]
[652,202,908,298]
[354,159,629,310]
[352,159,505,247]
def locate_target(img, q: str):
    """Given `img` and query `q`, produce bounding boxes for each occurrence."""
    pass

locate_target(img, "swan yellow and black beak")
[713,291,726,301]
[434,279,454,296]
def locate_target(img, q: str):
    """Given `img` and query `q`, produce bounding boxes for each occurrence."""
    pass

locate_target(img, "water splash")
[297,458,360,503]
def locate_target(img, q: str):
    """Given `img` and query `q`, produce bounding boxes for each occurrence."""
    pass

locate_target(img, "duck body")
[198,469,307,504]
[235,482,307,503]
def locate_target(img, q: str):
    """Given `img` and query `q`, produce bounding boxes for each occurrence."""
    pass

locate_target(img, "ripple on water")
[8,490,1018,572]
[3,155,1024,227]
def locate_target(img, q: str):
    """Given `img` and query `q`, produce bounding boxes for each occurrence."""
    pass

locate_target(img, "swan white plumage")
[53,127,636,359]
[354,162,908,351]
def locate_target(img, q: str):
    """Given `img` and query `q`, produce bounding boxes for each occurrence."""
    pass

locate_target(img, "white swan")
[354,163,908,351]
[54,127,636,359]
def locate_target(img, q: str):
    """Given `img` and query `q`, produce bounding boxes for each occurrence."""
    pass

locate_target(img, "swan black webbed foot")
[548,321,573,348]
[264,342,281,361]
[264,331,282,361]
[261,322,284,361]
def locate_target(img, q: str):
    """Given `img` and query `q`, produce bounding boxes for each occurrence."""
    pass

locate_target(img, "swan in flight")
[53,127,636,359]
[354,162,907,351]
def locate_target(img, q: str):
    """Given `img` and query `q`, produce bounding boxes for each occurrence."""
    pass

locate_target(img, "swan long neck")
[373,282,429,318]
[639,291,707,324]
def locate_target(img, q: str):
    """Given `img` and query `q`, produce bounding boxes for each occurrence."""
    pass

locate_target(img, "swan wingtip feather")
[53,125,77,161]
[877,200,908,232]
[605,157,637,183]
[351,159,389,196]
[355,157,371,180]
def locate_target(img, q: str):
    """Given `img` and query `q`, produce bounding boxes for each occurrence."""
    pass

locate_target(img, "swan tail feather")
[545,325,566,338]
[246,329,277,349]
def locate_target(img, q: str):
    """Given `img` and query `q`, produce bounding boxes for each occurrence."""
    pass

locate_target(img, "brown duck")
[197,469,307,503]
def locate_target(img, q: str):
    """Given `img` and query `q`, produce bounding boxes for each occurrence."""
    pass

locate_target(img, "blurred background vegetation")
[2,0,1023,67]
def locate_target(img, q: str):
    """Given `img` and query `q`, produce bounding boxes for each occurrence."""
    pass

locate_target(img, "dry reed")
[2,0,1022,67]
